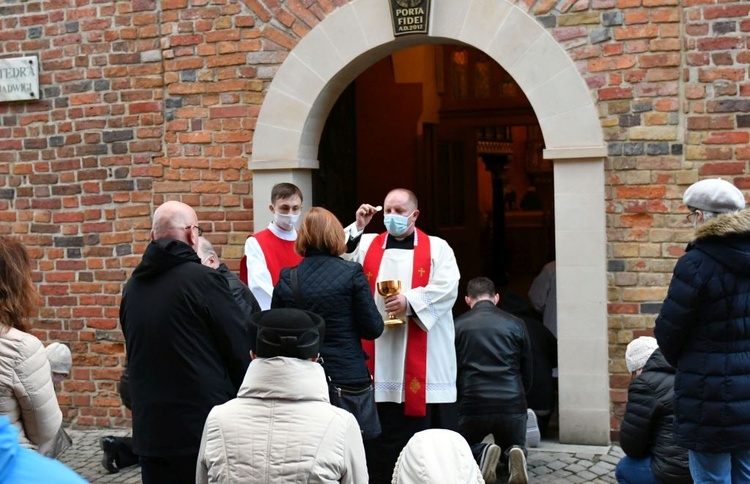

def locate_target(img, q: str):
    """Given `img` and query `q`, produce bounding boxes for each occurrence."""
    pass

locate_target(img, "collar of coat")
[694,208,750,241]
[237,356,329,403]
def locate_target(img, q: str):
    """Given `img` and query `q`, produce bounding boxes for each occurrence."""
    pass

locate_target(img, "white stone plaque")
[0,56,40,102]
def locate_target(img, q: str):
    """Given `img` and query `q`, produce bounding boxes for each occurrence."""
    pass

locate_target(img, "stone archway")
[251,0,609,444]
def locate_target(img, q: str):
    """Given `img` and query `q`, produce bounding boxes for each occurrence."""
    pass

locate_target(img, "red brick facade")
[1,0,748,436]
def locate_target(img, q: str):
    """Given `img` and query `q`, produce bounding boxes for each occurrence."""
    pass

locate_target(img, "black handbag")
[290,267,382,440]
[328,381,382,440]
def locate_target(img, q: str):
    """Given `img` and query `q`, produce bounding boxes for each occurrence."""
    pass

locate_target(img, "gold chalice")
[377,280,404,326]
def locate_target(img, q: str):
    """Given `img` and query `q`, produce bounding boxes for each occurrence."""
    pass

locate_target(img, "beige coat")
[197,357,368,484]
[0,327,62,446]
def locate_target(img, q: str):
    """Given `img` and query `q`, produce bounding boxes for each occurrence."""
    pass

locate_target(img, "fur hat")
[683,178,745,213]
[251,308,325,359]
[625,336,658,374]
[392,429,484,483]
[45,342,72,375]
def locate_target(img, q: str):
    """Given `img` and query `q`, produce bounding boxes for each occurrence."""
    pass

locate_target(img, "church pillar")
[550,152,609,445]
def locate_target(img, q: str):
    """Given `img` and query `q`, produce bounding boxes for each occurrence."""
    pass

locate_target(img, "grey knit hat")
[625,336,658,374]
[45,342,72,375]
[683,178,745,213]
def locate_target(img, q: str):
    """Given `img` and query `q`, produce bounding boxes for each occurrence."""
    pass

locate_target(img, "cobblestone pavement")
[60,429,140,484]
[526,444,622,483]
[60,428,622,483]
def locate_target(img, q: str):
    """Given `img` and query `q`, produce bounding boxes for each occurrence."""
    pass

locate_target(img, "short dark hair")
[271,183,303,204]
[466,277,496,299]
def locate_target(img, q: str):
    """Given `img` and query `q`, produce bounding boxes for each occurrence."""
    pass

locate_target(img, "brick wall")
[594,0,747,437]
[0,0,351,429]
[1,0,749,435]
[0,0,167,427]
[601,0,749,438]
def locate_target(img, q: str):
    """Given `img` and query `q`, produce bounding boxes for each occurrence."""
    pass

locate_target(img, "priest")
[345,188,460,484]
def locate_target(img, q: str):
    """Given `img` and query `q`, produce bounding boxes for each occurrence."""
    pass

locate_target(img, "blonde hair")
[295,207,347,257]
[0,237,38,333]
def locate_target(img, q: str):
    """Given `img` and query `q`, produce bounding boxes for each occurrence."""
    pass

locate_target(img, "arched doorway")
[315,44,556,307]
[250,0,609,445]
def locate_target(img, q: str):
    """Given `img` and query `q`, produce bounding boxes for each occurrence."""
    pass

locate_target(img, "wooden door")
[420,123,482,312]
[314,83,358,222]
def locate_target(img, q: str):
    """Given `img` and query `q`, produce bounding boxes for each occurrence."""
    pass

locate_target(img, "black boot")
[99,437,119,473]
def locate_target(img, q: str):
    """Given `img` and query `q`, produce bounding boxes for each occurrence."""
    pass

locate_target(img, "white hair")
[197,237,218,259]
[701,210,720,222]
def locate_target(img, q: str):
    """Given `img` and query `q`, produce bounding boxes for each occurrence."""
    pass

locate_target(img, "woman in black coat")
[617,338,692,484]
[272,207,384,431]
[655,205,750,481]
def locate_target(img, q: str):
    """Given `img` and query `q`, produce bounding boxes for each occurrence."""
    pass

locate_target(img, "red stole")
[239,229,302,285]
[362,229,431,417]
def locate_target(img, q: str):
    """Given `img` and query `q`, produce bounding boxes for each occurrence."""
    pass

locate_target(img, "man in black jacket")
[119,201,251,484]
[455,277,533,484]
[617,336,692,484]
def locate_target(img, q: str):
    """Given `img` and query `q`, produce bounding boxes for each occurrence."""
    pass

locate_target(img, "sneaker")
[526,408,541,448]
[477,443,501,484]
[508,447,528,484]
[99,437,119,474]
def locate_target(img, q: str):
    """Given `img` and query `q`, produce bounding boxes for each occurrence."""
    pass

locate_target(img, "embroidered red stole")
[361,229,431,417]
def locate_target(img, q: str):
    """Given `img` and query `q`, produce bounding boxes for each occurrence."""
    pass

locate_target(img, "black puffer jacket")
[455,300,533,415]
[655,209,750,452]
[619,349,692,484]
[272,249,383,385]
[120,239,251,456]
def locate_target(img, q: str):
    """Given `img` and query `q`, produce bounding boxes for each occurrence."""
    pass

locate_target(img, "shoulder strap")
[290,267,302,307]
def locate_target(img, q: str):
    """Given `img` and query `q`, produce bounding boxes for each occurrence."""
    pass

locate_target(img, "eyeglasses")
[185,225,204,236]
[686,210,698,224]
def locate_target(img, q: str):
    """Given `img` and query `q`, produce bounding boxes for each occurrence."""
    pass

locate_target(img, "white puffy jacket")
[197,357,368,484]
[0,327,62,447]
[392,429,484,484]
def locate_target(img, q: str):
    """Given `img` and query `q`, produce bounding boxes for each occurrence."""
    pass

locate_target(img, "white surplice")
[345,229,460,404]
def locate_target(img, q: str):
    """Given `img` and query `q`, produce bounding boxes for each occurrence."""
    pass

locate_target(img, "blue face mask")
[384,212,413,237]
